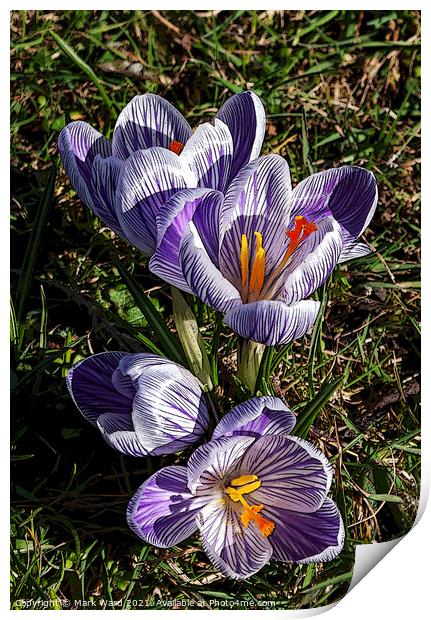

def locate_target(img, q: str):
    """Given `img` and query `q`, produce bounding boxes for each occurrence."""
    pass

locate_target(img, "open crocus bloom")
[66,351,209,457]
[127,396,344,580]
[150,154,377,345]
[58,91,265,254]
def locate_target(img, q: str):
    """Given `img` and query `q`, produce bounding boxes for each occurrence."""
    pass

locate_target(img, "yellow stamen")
[231,474,258,486]
[249,232,266,295]
[225,474,275,538]
[225,480,261,501]
[240,234,249,288]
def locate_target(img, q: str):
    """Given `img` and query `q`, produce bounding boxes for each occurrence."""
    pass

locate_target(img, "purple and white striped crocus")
[58,91,265,255]
[66,352,209,457]
[150,154,378,345]
[127,396,344,580]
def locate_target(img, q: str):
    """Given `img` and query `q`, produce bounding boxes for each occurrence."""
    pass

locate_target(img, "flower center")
[225,474,275,538]
[239,216,318,303]
[168,140,185,155]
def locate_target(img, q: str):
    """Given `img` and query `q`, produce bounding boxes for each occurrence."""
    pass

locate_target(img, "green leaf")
[39,285,48,350]
[114,259,186,365]
[49,30,115,119]
[15,166,56,323]
[294,377,342,439]
[255,346,274,395]
[366,493,403,504]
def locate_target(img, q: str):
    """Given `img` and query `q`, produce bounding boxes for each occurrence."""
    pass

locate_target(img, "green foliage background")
[11,10,420,610]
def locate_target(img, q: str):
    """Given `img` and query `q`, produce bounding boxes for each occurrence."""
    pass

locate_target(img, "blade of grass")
[114,259,186,366]
[295,377,342,439]
[210,312,223,388]
[15,166,56,323]
[255,346,274,395]
[39,285,48,351]
[49,30,115,119]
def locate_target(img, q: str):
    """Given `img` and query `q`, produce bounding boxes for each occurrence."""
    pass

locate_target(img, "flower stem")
[237,340,266,393]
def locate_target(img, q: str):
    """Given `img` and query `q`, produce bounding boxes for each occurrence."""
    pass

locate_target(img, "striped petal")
[223,299,320,346]
[89,155,125,236]
[219,155,292,288]
[180,119,233,192]
[197,498,273,580]
[237,435,333,513]
[179,224,242,313]
[215,91,266,183]
[266,498,345,563]
[338,241,371,263]
[116,148,197,255]
[97,425,148,457]
[187,436,255,495]
[212,397,296,440]
[279,217,343,305]
[112,94,192,159]
[127,466,205,547]
[149,189,223,292]
[289,166,378,245]
[131,361,210,455]
[116,352,174,380]
[58,121,111,207]
[66,351,131,426]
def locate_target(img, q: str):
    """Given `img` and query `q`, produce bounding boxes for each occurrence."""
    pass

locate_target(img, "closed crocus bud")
[171,287,213,391]
[66,351,210,457]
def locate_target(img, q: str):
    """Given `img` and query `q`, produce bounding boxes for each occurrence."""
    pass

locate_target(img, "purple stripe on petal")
[149,188,223,292]
[215,91,266,183]
[289,166,378,243]
[191,188,222,267]
[267,498,345,563]
[127,466,205,547]
[66,351,131,426]
[219,155,292,289]
[223,299,320,346]
[278,217,343,305]
[212,396,296,440]
[58,121,112,208]
[116,147,197,256]
[112,94,193,159]
[197,498,273,580]
[180,225,242,314]
[98,427,148,457]
[187,435,255,495]
[180,119,233,192]
[117,352,174,381]
[338,241,371,263]
[237,435,332,513]
[131,362,209,455]
[89,155,125,236]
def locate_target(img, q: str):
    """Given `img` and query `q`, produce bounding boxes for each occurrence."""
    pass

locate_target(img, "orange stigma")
[285,215,318,260]
[238,216,317,302]
[168,140,185,155]
[225,474,275,538]
[240,505,275,537]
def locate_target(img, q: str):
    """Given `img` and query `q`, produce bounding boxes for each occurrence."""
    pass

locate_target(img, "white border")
[5,2,426,618]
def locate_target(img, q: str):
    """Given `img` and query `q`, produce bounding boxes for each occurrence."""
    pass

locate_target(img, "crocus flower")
[150,154,377,345]
[58,91,265,255]
[127,396,344,580]
[66,351,209,456]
